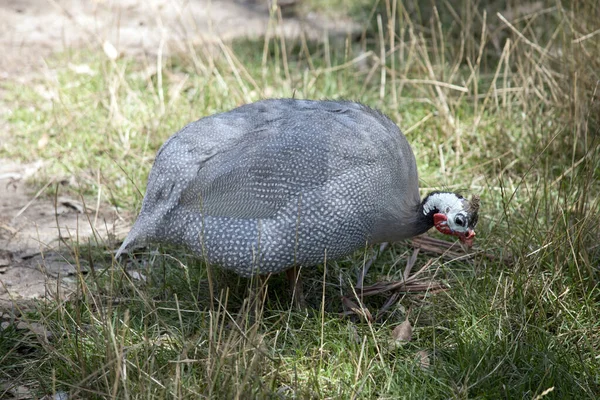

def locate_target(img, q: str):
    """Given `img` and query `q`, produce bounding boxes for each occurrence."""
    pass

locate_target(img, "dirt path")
[0,0,358,308]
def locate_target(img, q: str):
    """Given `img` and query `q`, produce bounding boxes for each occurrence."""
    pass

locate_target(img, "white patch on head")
[423,192,464,215]
[423,192,471,233]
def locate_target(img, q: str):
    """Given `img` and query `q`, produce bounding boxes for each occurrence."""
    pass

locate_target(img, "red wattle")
[433,213,453,235]
[433,213,447,226]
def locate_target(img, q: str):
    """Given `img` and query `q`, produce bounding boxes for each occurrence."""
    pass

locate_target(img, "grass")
[1,0,599,398]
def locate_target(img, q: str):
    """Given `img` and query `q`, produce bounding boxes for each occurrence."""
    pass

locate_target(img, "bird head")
[423,192,479,247]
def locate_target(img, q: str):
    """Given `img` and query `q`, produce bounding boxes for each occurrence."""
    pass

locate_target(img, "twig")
[341,296,374,322]
[403,248,419,281]
[13,179,55,219]
[375,291,401,320]
[497,13,548,56]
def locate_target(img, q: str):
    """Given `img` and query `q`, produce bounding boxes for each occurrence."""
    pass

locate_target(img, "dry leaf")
[416,350,430,370]
[2,384,32,399]
[0,223,18,235]
[103,41,119,60]
[68,63,95,76]
[16,321,53,340]
[341,296,374,322]
[128,270,147,282]
[58,197,85,213]
[37,133,49,149]
[41,391,69,400]
[0,256,11,267]
[348,323,361,344]
[392,319,412,342]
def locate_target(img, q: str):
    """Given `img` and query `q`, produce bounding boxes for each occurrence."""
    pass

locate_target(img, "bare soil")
[0,0,358,308]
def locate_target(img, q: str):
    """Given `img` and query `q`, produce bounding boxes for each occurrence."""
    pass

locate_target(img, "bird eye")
[455,216,465,227]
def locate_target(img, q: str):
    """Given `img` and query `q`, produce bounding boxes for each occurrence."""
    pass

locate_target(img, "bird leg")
[286,266,306,309]
[356,242,389,288]
[243,274,269,326]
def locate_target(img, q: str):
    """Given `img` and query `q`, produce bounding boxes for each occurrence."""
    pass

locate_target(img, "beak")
[458,229,476,247]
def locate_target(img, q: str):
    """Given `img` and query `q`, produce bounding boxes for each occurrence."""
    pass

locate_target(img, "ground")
[0,0,358,307]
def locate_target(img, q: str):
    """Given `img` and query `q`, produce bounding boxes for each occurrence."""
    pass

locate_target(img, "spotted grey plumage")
[116,99,479,277]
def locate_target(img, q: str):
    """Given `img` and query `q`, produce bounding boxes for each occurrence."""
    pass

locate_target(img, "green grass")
[1,0,599,398]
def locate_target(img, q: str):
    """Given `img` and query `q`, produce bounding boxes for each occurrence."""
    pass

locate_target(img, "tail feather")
[115,235,134,258]
[115,229,139,258]
[115,203,173,258]
[115,218,149,258]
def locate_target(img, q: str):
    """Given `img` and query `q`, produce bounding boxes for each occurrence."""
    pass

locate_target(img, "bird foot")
[286,266,306,310]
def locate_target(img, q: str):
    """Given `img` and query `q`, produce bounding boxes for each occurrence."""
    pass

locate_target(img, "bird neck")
[371,192,463,244]
[370,198,434,243]
[413,200,435,236]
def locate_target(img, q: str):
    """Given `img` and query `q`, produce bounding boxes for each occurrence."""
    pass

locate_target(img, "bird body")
[117,99,478,276]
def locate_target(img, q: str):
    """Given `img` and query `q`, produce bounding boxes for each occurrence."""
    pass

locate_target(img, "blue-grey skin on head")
[116,99,479,277]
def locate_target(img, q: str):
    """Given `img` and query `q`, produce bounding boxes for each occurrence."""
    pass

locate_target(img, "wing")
[179,111,378,218]
[144,99,415,221]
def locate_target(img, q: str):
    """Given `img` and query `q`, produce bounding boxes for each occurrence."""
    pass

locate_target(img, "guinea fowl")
[116,99,479,279]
